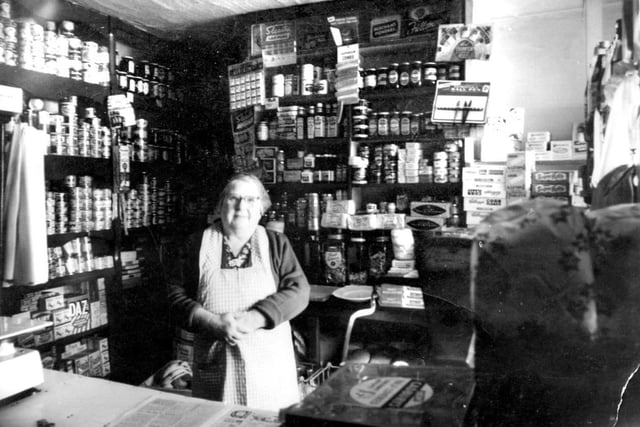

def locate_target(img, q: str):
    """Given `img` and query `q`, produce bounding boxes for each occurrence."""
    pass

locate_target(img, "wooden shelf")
[18,269,115,293]
[257,138,347,150]
[277,93,336,106]
[34,325,110,351]
[265,182,348,193]
[353,135,446,145]
[360,84,436,101]
[0,64,108,104]
[48,230,115,247]
[45,156,112,181]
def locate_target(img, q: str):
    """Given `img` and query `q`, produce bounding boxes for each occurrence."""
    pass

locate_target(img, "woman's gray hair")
[215,172,272,215]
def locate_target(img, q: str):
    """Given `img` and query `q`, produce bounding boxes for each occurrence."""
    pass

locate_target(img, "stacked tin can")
[383,143,398,184]
[125,189,142,229]
[46,190,68,234]
[16,19,45,71]
[116,55,177,102]
[133,119,148,162]
[445,139,462,183]
[137,173,152,226]
[67,175,93,232]
[1,4,17,66]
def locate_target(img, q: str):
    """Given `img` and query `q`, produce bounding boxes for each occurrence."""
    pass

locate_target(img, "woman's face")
[221,179,263,235]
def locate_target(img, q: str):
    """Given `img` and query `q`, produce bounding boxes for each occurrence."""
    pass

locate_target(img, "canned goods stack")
[352,103,369,139]
[137,173,151,226]
[67,175,93,232]
[133,118,148,162]
[46,191,68,234]
[445,139,462,183]
[16,19,45,72]
[125,189,142,229]
[382,144,398,184]
[0,5,110,85]
[92,188,112,231]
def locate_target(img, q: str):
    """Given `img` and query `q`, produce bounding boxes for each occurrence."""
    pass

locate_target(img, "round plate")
[332,285,373,302]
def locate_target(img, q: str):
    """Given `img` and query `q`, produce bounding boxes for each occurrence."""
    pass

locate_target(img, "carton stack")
[461,164,506,227]
[397,143,423,184]
[531,170,575,204]
[377,283,424,309]
[505,150,535,205]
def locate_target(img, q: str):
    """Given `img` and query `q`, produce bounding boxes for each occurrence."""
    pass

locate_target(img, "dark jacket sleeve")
[167,229,204,331]
[253,229,310,329]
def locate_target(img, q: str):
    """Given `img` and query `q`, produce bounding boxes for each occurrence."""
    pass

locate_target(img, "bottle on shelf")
[306,105,315,140]
[314,102,326,139]
[348,232,368,286]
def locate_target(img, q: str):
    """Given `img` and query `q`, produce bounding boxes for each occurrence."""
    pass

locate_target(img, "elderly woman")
[168,173,310,411]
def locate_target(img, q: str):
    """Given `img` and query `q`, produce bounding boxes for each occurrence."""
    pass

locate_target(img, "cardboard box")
[409,202,451,219]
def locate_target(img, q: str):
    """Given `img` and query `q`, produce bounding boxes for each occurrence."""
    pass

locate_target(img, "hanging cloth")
[192,223,299,412]
[591,71,640,189]
[3,123,49,287]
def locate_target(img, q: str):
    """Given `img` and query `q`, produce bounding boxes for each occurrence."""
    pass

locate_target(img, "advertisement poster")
[260,20,297,68]
[435,24,492,61]
[230,107,256,170]
[431,80,490,124]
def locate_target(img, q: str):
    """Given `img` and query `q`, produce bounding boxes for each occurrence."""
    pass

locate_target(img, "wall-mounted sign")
[369,14,401,41]
[436,24,492,61]
[260,20,297,68]
[431,80,490,124]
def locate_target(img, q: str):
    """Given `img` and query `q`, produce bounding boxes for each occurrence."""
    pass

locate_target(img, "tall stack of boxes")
[398,142,422,184]
[461,164,507,227]
[505,151,535,205]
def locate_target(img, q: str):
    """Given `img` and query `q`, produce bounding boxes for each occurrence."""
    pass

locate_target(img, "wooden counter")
[0,369,281,427]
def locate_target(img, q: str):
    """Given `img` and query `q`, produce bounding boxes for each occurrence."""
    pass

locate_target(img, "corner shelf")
[0,64,108,104]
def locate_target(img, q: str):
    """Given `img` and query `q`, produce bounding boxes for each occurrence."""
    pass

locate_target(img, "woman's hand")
[234,310,267,335]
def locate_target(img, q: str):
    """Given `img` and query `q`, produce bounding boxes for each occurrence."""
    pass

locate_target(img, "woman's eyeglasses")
[226,195,261,206]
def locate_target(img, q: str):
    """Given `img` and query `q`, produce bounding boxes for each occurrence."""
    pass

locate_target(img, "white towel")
[3,123,49,287]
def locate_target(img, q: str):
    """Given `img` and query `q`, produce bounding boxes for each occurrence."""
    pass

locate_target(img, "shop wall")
[467,0,622,140]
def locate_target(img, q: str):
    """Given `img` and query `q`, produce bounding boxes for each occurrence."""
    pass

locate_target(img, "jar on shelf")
[400,111,411,136]
[422,62,438,85]
[448,64,461,80]
[348,234,368,286]
[387,63,399,89]
[376,67,388,89]
[368,234,392,280]
[389,110,400,136]
[399,62,411,88]
[364,68,377,90]
[323,232,346,286]
[410,61,423,87]
[410,113,422,136]
[377,111,390,136]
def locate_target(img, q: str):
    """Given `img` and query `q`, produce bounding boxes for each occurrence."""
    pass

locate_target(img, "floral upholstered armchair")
[471,199,640,426]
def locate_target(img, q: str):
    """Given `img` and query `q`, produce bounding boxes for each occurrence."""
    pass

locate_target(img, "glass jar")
[389,111,400,136]
[387,62,399,89]
[376,67,388,89]
[257,121,269,141]
[368,234,392,279]
[400,111,412,136]
[368,112,378,137]
[323,232,346,286]
[399,62,411,88]
[377,112,390,136]
[364,68,377,90]
[410,61,423,87]
[410,113,422,136]
[348,234,368,286]
[422,62,438,85]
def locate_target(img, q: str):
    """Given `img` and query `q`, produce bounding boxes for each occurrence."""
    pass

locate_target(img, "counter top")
[0,369,281,427]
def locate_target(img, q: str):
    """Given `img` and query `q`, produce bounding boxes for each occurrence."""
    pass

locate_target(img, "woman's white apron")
[192,224,299,411]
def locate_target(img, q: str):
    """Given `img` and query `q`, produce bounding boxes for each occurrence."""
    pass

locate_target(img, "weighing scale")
[0,316,52,401]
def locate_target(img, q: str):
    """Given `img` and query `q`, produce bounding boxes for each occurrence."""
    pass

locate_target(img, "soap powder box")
[284,363,474,427]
